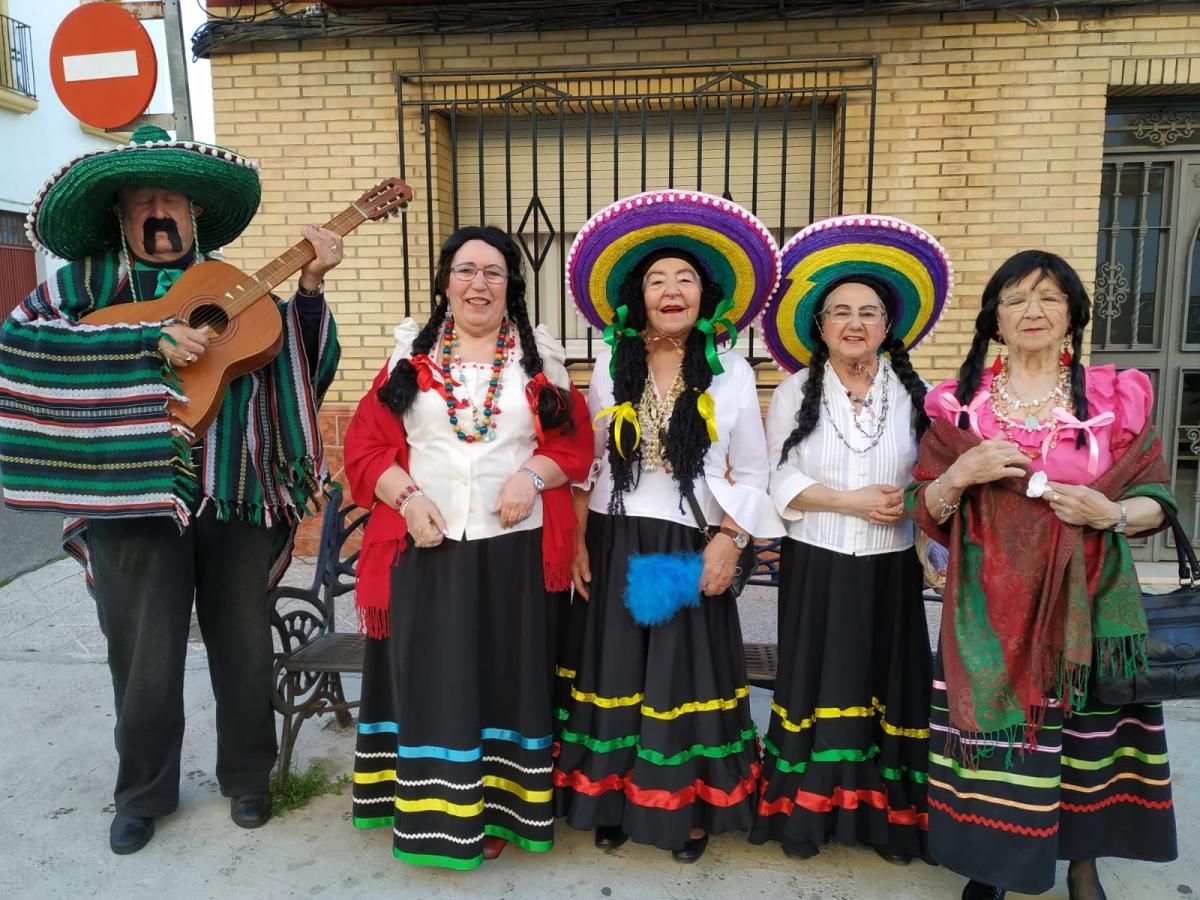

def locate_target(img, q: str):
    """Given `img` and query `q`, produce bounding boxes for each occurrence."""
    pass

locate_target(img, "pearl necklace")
[992,359,1070,431]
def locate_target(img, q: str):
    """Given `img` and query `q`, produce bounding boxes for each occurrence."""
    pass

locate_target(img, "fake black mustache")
[142,218,183,254]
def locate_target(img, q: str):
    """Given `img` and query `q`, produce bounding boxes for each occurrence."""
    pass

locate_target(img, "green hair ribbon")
[694,296,738,376]
[602,304,639,376]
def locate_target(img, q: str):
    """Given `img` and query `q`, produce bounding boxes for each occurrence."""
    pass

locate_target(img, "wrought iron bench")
[270,488,785,772]
[270,484,368,775]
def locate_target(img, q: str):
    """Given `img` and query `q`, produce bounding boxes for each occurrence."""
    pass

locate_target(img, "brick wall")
[205,7,1200,552]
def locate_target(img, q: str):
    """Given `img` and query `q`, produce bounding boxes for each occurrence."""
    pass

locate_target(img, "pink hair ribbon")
[938,389,989,437]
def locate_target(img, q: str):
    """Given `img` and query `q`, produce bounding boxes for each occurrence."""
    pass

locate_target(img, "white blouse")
[765,359,918,556]
[587,345,784,539]
[388,318,573,543]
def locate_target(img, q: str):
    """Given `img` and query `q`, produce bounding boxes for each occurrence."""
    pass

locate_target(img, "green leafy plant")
[269,762,351,815]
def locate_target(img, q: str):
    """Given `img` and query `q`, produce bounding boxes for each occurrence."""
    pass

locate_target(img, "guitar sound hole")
[188,304,230,336]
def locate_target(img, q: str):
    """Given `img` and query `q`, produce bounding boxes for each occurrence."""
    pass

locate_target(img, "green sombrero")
[26,125,262,261]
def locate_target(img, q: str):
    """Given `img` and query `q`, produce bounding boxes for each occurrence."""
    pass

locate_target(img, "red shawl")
[344,363,593,638]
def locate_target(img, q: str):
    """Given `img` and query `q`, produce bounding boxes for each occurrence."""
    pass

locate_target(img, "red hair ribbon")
[525,372,566,443]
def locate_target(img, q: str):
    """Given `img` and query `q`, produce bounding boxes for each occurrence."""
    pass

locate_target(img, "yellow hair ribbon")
[594,402,642,458]
[696,390,718,443]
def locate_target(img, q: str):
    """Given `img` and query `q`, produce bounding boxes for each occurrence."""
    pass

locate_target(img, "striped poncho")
[0,251,340,587]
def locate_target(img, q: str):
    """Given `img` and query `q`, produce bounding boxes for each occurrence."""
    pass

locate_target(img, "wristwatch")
[1113,502,1128,534]
[521,466,545,493]
[718,526,751,549]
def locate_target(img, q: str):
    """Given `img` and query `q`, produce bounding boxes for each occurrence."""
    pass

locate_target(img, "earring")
[991,353,1004,376]
[1061,341,1072,367]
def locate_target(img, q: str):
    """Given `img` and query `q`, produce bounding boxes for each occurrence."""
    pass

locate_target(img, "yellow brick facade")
[210,7,1200,399]
[205,7,1200,548]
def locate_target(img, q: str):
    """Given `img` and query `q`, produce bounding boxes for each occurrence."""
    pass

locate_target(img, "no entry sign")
[49,3,158,130]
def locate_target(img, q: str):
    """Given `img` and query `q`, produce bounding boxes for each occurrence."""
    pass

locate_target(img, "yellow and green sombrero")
[566,190,780,338]
[762,214,953,372]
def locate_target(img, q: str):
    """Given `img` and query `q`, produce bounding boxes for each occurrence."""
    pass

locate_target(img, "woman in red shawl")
[343,226,593,870]
[907,251,1177,900]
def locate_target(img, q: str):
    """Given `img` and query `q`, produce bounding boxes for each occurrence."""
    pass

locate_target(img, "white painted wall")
[0,0,213,282]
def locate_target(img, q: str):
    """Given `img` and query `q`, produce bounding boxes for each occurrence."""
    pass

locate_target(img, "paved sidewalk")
[0,559,1196,899]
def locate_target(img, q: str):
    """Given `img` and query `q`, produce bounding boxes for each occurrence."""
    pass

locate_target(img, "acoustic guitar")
[82,177,413,440]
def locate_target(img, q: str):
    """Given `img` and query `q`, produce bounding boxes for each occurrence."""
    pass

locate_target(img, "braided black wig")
[778,275,931,467]
[378,225,573,433]
[605,248,722,514]
[952,249,1089,446]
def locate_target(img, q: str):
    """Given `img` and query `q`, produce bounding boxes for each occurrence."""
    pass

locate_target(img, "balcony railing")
[0,14,35,100]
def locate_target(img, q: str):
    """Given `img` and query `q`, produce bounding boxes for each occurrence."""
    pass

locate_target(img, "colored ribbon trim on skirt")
[553,762,761,810]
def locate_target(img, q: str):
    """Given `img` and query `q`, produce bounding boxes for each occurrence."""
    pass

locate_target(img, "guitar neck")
[222,205,367,315]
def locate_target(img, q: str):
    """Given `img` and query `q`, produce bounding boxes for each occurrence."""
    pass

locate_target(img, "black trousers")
[87,507,278,817]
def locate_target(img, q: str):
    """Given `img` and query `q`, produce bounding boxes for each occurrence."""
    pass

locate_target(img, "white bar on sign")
[62,50,139,82]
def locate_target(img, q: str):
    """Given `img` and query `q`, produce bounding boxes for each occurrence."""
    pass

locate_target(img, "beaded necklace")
[440,317,512,443]
[988,359,1073,457]
[821,360,891,454]
[991,358,1070,431]
[638,368,685,471]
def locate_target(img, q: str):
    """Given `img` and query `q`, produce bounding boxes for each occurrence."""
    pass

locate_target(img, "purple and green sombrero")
[762,214,953,372]
[567,190,780,339]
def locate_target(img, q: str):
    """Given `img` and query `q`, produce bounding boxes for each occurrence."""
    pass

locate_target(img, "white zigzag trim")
[351,795,393,805]
[482,755,553,775]
[394,830,484,845]
[394,777,483,790]
[354,750,394,759]
[484,803,553,828]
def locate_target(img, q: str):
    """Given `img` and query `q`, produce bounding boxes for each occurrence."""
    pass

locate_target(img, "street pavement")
[0,559,1196,899]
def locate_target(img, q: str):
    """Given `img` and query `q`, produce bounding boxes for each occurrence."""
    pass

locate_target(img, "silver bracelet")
[397,488,424,515]
[933,477,960,518]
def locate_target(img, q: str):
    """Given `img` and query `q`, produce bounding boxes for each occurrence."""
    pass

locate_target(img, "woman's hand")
[404,496,448,548]
[844,484,904,524]
[700,532,741,597]
[1043,481,1121,529]
[494,470,538,529]
[944,438,1031,489]
[571,537,592,600]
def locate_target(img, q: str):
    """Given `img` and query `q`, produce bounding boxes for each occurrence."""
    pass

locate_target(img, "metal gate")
[393,55,878,365]
[1092,98,1200,559]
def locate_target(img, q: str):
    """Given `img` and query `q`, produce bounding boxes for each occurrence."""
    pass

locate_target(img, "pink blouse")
[924,364,1153,486]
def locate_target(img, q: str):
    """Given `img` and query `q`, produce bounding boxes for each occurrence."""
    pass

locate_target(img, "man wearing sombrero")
[554,190,784,861]
[0,126,342,854]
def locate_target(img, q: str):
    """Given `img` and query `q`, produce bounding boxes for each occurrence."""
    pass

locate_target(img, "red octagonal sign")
[50,3,158,130]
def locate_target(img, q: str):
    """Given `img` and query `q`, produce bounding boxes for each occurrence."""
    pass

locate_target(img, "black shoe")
[961,881,1006,900]
[782,837,819,860]
[1067,862,1108,900]
[230,793,272,829]
[875,845,912,866]
[109,814,155,855]
[594,825,628,850]
[671,832,708,864]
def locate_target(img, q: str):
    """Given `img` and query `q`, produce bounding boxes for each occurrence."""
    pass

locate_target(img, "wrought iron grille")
[1093,159,1171,351]
[0,14,34,100]
[394,56,878,365]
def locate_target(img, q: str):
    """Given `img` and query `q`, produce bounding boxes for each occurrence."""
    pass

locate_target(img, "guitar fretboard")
[216,204,368,317]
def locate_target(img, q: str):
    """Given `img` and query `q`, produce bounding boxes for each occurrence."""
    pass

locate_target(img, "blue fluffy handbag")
[624,552,704,626]
[622,482,756,627]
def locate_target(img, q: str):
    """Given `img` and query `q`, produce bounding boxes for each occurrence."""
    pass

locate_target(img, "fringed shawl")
[905,417,1174,762]
[345,362,593,638]
[0,251,340,589]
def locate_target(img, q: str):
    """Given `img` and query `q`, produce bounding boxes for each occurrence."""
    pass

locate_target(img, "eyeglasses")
[643,271,700,290]
[822,306,886,326]
[998,292,1068,312]
[450,263,509,284]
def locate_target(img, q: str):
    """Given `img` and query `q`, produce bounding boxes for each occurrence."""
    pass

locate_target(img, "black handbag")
[681,482,757,599]
[1094,502,1200,705]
